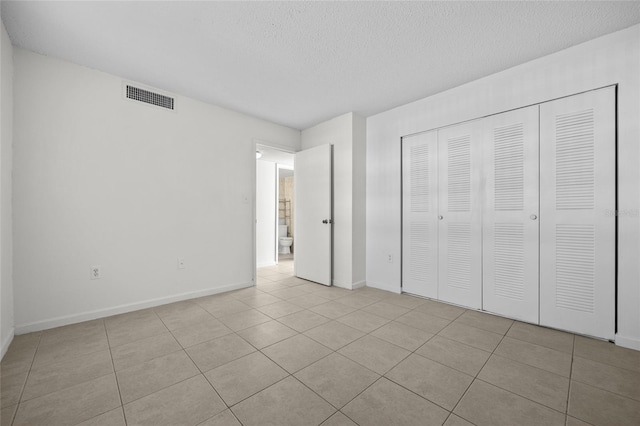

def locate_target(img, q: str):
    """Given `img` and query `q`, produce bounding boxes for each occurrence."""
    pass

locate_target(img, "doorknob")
[439,215,444,220]
[322,219,328,224]
[530,214,538,220]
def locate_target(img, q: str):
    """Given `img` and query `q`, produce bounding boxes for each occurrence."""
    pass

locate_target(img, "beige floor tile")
[494,336,571,377]
[568,380,640,426]
[361,301,410,320]
[186,334,256,372]
[444,414,475,426]
[342,377,449,426]
[218,309,272,332]
[231,376,335,426]
[574,335,640,373]
[256,282,289,293]
[13,374,120,426]
[370,321,433,351]
[32,331,109,369]
[383,293,427,309]
[265,272,296,282]
[262,334,333,373]
[228,287,265,299]
[257,300,304,318]
[106,314,168,348]
[352,287,392,299]
[236,292,282,308]
[40,319,106,347]
[565,416,592,426]
[506,321,574,354]
[116,350,199,403]
[336,310,390,333]
[124,375,226,426]
[415,335,491,376]
[478,354,570,412]
[295,353,380,408]
[111,332,181,371]
[1,404,17,426]
[335,294,380,309]
[454,380,565,426]
[1,369,27,408]
[338,335,410,375]
[199,409,242,426]
[196,298,252,318]
[205,351,288,406]
[454,310,514,335]
[171,317,232,348]
[269,286,313,300]
[277,310,331,332]
[413,299,467,321]
[304,321,366,351]
[1,334,40,377]
[310,301,358,319]
[572,356,640,401]
[386,354,473,410]
[76,407,126,426]
[22,349,113,401]
[438,323,503,352]
[320,411,358,426]
[154,301,214,331]
[307,286,352,300]
[395,310,451,334]
[237,320,298,349]
[287,293,332,309]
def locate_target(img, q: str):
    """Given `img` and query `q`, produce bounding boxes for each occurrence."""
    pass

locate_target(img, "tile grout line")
[9,331,43,426]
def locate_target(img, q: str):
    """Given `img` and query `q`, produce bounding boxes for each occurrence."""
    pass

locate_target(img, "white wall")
[301,112,366,289]
[352,114,366,285]
[256,160,276,267]
[13,49,300,333]
[366,25,640,349]
[0,20,14,357]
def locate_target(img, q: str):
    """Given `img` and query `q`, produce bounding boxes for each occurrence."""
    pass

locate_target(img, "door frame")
[252,140,296,286]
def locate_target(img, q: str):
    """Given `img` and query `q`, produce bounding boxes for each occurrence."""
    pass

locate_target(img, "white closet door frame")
[482,105,540,323]
[438,120,483,309]
[540,87,616,340]
[402,131,439,298]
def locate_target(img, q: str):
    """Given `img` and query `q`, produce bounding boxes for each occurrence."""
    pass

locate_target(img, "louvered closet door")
[483,106,540,323]
[438,120,483,309]
[402,131,439,298]
[540,87,615,340]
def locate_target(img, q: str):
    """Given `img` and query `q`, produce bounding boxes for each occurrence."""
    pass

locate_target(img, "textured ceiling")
[2,1,640,130]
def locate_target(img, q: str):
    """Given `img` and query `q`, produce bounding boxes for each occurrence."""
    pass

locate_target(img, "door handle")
[530,214,538,220]
[439,215,444,220]
[322,219,333,224]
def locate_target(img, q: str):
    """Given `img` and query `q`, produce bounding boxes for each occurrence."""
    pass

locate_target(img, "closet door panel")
[402,131,439,298]
[539,87,615,340]
[438,120,483,309]
[483,106,540,323]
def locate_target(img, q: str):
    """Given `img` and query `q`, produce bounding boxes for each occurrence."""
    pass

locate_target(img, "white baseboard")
[15,281,253,335]
[615,333,640,351]
[352,280,366,290]
[365,280,401,294]
[1,328,15,360]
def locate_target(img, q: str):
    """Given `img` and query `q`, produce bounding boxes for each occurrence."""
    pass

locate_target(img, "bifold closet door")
[402,131,439,298]
[438,120,483,309]
[482,106,540,323]
[540,87,615,340]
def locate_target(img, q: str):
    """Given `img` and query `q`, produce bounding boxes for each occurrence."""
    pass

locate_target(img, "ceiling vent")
[126,85,174,110]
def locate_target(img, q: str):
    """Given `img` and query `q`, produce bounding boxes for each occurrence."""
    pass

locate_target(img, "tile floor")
[1,258,640,425]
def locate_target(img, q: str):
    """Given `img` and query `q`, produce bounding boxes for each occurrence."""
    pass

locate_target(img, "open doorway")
[255,144,295,278]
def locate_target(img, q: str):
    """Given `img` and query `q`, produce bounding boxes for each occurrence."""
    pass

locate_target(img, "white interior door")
[482,106,540,323]
[294,144,333,286]
[438,120,483,309]
[402,131,439,298]
[539,87,616,339]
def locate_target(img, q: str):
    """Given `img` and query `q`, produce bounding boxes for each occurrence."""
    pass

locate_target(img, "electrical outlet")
[388,254,393,263]
[90,266,101,280]
[178,258,185,269]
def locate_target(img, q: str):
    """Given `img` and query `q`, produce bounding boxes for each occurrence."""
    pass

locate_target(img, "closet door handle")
[439,215,444,220]
[530,214,537,220]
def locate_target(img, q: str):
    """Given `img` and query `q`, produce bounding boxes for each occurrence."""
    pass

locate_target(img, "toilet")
[278,224,293,254]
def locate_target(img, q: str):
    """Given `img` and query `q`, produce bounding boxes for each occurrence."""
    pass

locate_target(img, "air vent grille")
[126,85,174,110]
